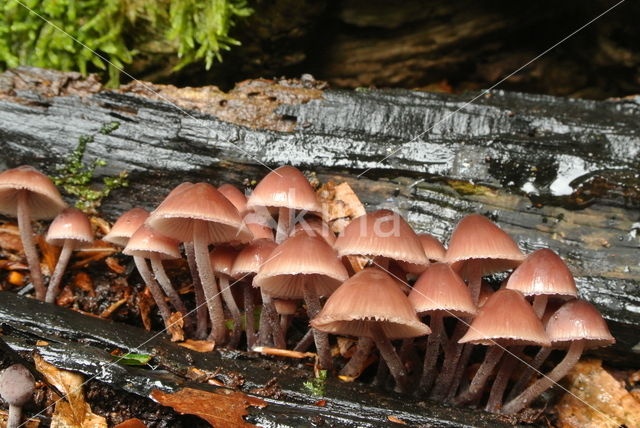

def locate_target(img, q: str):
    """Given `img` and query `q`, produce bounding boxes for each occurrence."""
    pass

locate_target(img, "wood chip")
[387,415,407,424]
[150,387,266,428]
[167,312,185,342]
[252,346,315,359]
[113,418,148,428]
[99,297,128,318]
[178,339,215,352]
[105,256,126,274]
[73,272,95,296]
[34,354,107,428]
[555,359,640,428]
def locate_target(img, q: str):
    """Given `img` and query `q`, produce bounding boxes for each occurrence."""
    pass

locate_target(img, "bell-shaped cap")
[274,299,298,316]
[218,184,248,216]
[334,210,428,265]
[209,246,239,278]
[459,289,550,347]
[104,208,150,247]
[0,364,35,407]
[254,233,348,299]
[123,224,181,260]
[398,233,447,274]
[231,239,278,278]
[0,165,66,220]
[291,216,336,245]
[445,214,524,275]
[546,300,615,349]
[46,207,93,247]
[506,249,577,299]
[409,263,477,318]
[311,267,431,340]
[244,211,274,242]
[147,182,252,244]
[246,166,321,213]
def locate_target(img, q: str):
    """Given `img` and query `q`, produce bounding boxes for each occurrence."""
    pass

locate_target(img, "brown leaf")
[99,296,128,318]
[555,359,640,428]
[56,286,76,307]
[7,270,25,286]
[0,223,24,253]
[34,354,107,428]
[37,235,60,275]
[89,216,111,236]
[316,182,366,235]
[387,415,407,424]
[150,387,267,428]
[71,240,118,269]
[73,272,95,296]
[105,256,126,274]
[167,312,185,342]
[137,288,154,331]
[178,339,215,353]
[113,418,148,428]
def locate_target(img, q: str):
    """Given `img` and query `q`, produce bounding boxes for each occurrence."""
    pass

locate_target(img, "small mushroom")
[0,166,66,300]
[44,207,93,303]
[247,166,321,243]
[0,364,35,428]
[209,246,242,348]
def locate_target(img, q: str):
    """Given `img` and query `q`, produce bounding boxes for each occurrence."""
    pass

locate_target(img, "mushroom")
[0,364,35,428]
[502,299,615,414]
[219,183,274,244]
[146,182,252,344]
[44,208,93,303]
[312,267,431,392]
[334,209,429,378]
[124,224,191,329]
[487,249,579,411]
[291,216,336,246]
[247,166,321,243]
[408,263,476,393]
[454,289,550,406]
[209,246,242,347]
[0,166,66,300]
[254,233,349,369]
[231,239,278,349]
[397,233,447,275]
[434,214,524,400]
[273,299,298,334]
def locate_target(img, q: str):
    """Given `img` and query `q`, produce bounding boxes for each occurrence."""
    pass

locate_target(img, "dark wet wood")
[0,67,638,424]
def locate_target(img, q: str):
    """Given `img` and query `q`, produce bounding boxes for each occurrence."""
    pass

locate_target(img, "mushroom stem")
[244,283,257,349]
[339,337,375,378]
[275,207,292,244]
[150,255,190,325]
[502,341,584,414]
[303,283,333,370]
[219,275,242,348]
[370,323,408,393]
[260,292,286,349]
[17,190,46,300]
[485,348,520,412]
[532,295,548,319]
[7,404,22,428]
[185,242,209,339]
[419,313,444,392]
[430,317,467,400]
[44,240,75,303]
[133,256,172,326]
[508,347,552,401]
[454,346,505,405]
[193,221,226,344]
[294,328,315,352]
[373,357,390,388]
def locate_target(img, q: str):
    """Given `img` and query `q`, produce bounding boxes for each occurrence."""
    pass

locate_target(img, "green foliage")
[51,121,129,214]
[303,369,327,397]
[0,0,253,86]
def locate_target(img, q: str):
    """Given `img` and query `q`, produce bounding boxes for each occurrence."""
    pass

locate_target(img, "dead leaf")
[56,286,76,307]
[0,224,24,253]
[113,418,148,428]
[73,272,95,296]
[178,339,215,352]
[316,182,366,235]
[138,288,154,331]
[36,340,49,346]
[37,235,60,275]
[71,240,118,268]
[99,296,128,318]
[555,359,640,428]
[151,387,266,428]
[314,399,326,407]
[387,415,407,424]
[167,312,185,342]
[89,216,111,236]
[105,256,126,274]
[34,354,107,428]
[7,270,25,286]
[337,337,356,358]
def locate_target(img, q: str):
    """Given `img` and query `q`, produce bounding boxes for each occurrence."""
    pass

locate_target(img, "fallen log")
[0,66,638,423]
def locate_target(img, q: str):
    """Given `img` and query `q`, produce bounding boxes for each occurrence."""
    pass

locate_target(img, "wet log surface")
[0,67,639,424]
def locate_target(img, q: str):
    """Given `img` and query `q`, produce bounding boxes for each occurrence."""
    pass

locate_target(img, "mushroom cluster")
[0,164,616,416]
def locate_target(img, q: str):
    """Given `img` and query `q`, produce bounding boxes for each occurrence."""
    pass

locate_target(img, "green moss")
[0,0,252,87]
[51,121,129,214]
[303,369,327,396]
